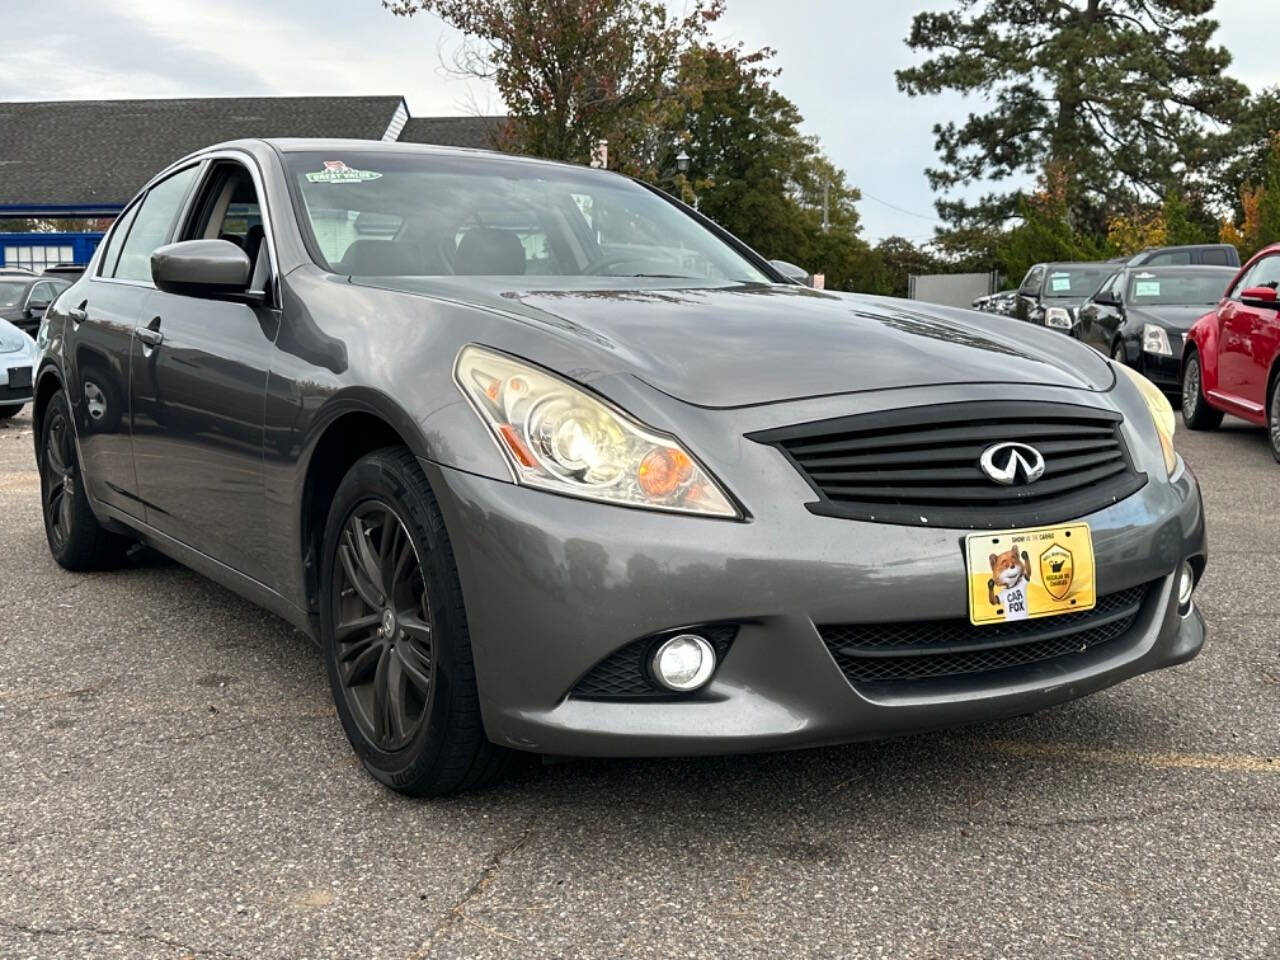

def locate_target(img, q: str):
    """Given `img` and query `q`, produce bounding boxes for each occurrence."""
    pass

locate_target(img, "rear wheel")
[38,391,131,570]
[1268,376,1280,464]
[319,446,513,796]
[1181,351,1223,431]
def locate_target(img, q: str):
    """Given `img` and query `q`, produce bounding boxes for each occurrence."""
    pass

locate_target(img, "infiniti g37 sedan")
[32,140,1207,795]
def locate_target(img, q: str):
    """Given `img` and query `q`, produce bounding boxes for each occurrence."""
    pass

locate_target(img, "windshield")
[1128,273,1227,305]
[285,151,770,285]
[0,281,28,308]
[1044,267,1112,297]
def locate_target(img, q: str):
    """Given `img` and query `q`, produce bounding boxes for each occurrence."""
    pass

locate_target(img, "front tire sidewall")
[319,452,471,792]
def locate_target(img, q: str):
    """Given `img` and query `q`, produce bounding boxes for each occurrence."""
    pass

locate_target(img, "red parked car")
[1182,243,1280,460]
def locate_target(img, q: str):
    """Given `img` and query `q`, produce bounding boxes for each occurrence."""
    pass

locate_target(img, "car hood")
[363,279,1116,408]
[1128,305,1213,332]
[0,320,30,355]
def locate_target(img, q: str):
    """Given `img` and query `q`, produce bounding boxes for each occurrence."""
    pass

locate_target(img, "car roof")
[1122,264,1236,276]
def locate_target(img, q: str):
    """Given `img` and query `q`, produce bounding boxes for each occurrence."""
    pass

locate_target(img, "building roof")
[0,95,437,214]
[398,115,506,150]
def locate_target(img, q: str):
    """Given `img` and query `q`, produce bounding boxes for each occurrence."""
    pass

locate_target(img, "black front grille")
[749,400,1147,528]
[569,624,738,700]
[819,583,1150,685]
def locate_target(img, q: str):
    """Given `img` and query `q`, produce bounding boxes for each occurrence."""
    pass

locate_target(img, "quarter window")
[113,166,200,282]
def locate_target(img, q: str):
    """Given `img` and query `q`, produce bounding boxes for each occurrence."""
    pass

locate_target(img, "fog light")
[651,634,716,692]
[1178,561,1195,614]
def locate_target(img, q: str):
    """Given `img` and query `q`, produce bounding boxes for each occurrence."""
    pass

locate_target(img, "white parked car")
[0,318,37,419]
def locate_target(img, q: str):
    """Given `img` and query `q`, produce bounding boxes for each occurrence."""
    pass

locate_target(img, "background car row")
[975,243,1280,462]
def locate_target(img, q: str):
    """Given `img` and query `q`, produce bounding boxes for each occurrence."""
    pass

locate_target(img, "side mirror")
[25,299,50,317]
[769,259,812,286]
[1240,285,1279,307]
[151,239,251,299]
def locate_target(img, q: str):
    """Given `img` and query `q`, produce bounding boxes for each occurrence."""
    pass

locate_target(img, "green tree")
[996,165,1103,282]
[640,41,870,289]
[384,0,723,164]
[896,0,1246,242]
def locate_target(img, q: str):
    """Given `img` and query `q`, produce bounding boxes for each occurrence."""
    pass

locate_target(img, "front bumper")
[425,444,1207,757]
[0,361,33,406]
[1138,350,1182,392]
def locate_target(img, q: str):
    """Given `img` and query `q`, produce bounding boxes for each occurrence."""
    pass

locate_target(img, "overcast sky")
[2,0,1277,241]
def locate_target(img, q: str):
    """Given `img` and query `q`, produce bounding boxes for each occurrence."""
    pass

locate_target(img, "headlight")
[1044,307,1073,330]
[455,345,739,517]
[1142,323,1172,356]
[1115,362,1176,475]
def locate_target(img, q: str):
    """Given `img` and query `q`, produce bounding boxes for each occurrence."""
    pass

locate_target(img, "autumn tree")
[896,0,1246,243]
[384,0,723,164]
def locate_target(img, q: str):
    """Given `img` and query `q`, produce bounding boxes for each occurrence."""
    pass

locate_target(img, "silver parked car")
[33,140,1207,794]
[0,318,36,419]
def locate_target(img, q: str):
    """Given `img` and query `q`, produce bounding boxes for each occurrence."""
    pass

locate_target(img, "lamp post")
[675,149,698,211]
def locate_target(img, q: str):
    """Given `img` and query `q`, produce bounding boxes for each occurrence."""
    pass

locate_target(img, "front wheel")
[1181,352,1223,431]
[319,446,513,796]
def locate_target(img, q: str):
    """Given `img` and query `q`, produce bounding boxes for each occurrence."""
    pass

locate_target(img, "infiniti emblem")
[979,441,1046,486]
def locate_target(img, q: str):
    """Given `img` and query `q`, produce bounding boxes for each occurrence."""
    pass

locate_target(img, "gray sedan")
[32,140,1206,794]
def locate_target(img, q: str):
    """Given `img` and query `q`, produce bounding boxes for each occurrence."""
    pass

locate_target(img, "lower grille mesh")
[819,583,1150,684]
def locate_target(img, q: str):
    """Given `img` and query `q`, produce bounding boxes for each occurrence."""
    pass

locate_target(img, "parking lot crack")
[407,818,537,958]
[0,916,245,958]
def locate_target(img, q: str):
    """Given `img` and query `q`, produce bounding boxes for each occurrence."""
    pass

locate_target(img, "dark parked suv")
[1125,244,1240,269]
[1014,262,1115,332]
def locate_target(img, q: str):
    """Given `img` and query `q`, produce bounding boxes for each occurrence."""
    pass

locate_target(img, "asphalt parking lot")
[0,407,1277,960]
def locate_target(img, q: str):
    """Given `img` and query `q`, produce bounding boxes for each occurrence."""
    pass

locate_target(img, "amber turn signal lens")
[637,448,694,499]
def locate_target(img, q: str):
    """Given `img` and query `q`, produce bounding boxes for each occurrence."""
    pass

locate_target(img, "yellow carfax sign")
[965,523,1096,626]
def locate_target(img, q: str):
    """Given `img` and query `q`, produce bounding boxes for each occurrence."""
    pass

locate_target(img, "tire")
[1111,339,1128,365]
[1181,350,1223,431]
[319,446,513,796]
[38,391,131,570]
[0,404,22,420]
[1269,376,1280,464]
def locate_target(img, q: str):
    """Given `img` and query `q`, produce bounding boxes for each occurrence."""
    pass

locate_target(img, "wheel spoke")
[58,488,73,534]
[371,644,392,742]
[399,613,432,645]
[385,651,410,744]
[340,635,384,686]
[338,540,381,609]
[397,638,433,693]
[335,611,380,643]
[349,517,387,600]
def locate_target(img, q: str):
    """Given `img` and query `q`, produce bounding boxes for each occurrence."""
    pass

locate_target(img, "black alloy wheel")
[331,501,435,752]
[320,446,514,795]
[38,391,130,570]
[43,405,76,552]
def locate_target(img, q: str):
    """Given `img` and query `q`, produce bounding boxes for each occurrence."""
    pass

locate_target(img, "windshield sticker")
[305,160,383,184]
[1134,280,1161,297]
[1050,276,1072,292]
